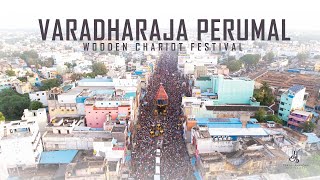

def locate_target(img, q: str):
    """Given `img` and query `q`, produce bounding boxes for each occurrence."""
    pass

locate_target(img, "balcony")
[288,121,301,127]
[288,115,307,122]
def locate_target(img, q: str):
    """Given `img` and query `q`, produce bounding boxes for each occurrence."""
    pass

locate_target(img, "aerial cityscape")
[1,1,320,179]
[0,26,320,180]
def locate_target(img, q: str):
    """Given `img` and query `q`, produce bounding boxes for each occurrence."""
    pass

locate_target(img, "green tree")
[264,114,283,125]
[0,89,30,120]
[11,51,21,57]
[20,50,39,67]
[29,101,44,110]
[313,55,320,59]
[254,82,275,106]
[84,72,96,78]
[26,71,34,77]
[20,50,39,60]
[70,73,82,82]
[40,57,55,67]
[296,53,308,62]
[240,54,261,67]
[92,62,108,76]
[17,77,28,82]
[225,60,242,72]
[302,121,316,133]
[227,56,236,62]
[5,69,15,76]
[254,108,267,122]
[64,62,77,73]
[0,112,5,122]
[263,51,275,62]
[40,79,62,91]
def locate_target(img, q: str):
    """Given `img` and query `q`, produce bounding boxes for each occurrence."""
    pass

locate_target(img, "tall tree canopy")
[0,89,30,120]
[40,79,62,91]
[29,101,44,110]
[0,112,5,121]
[92,62,108,76]
[254,82,275,106]
[240,54,261,67]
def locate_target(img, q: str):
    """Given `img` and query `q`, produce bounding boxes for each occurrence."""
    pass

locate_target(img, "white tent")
[155,165,160,174]
[156,157,160,164]
[154,175,161,180]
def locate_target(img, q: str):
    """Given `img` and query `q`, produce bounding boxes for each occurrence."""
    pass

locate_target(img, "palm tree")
[261,82,270,94]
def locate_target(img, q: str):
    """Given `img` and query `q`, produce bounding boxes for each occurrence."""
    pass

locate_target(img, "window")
[67,130,70,134]
[280,108,284,111]
[279,113,283,116]
[280,102,284,105]
[42,93,44,95]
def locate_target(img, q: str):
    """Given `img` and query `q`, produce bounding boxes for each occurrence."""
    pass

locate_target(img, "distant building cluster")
[0,30,319,180]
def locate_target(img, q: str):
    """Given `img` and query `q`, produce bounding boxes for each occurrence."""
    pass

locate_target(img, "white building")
[0,120,43,168]
[29,91,49,106]
[42,117,114,151]
[270,59,289,69]
[278,85,306,122]
[93,138,126,163]
[21,108,48,134]
[0,151,8,180]
[178,49,219,75]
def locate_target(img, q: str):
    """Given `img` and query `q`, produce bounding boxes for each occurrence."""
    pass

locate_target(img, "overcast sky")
[0,0,319,31]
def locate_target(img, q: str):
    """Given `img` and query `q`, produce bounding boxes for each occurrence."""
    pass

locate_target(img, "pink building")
[288,110,313,131]
[85,97,132,128]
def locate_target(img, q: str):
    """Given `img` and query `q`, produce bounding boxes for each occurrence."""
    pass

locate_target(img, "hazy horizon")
[1,0,320,32]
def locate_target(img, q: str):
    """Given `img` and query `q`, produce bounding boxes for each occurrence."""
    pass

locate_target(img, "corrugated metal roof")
[196,118,261,128]
[303,133,320,144]
[289,85,304,93]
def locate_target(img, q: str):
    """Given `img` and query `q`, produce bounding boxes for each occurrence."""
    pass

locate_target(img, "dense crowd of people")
[131,52,194,180]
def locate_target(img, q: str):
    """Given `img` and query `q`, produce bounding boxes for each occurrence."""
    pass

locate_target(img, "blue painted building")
[194,75,256,105]
[278,85,306,123]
